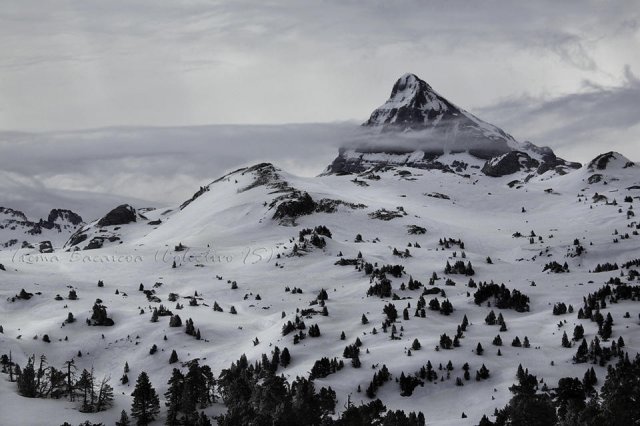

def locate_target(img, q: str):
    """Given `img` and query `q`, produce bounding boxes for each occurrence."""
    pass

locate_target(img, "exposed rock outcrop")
[97,204,137,227]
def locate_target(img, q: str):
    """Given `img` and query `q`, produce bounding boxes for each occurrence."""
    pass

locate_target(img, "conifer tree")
[165,368,184,426]
[95,377,114,412]
[115,410,131,426]
[280,347,291,367]
[573,324,584,341]
[130,372,160,425]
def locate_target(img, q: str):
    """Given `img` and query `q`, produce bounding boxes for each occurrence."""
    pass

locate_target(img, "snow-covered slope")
[1,148,639,425]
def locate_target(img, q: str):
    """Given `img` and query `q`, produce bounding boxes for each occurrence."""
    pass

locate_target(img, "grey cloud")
[477,67,640,163]
[0,123,359,219]
[1,0,639,131]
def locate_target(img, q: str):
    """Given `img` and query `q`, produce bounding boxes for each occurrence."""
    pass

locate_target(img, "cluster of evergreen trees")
[364,263,405,278]
[348,399,426,425]
[552,302,573,315]
[426,297,454,315]
[366,364,391,398]
[438,237,464,249]
[88,301,114,326]
[593,262,619,273]
[282,315,306,336]
[308,324,321,337]
[217,354,336,425]
[543,261,570,273]
[398,372,423,396]
[481,354,640,425]
[573,335,625,365]
[1,354,114,413]
[406,276,423,290]
[444,260,474,276]
[622,257,640,268]
[309,357,343,380]
[367,277,392,298]
[473,282,530,312]
[164,360,216,425]
[2,346,436,425]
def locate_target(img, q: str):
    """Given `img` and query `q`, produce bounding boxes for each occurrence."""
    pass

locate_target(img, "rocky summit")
[328,73,580,178]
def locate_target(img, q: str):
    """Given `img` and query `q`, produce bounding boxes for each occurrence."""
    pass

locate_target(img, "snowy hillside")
[1,139,639,424]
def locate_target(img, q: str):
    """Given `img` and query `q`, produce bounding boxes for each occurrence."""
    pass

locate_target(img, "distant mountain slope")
[0,206,83,251]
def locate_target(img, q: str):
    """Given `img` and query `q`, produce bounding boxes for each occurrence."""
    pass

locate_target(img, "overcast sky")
[0,1,638,217]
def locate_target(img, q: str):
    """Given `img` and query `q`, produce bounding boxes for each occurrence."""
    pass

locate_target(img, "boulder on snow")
[39,241,53,253]
[97,204,137,227]
[481,151,539,177]
[273,192,316,220]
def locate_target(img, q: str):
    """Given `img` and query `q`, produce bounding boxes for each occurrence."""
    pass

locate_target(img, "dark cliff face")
[481,152,539,177]
[47,209,83,226]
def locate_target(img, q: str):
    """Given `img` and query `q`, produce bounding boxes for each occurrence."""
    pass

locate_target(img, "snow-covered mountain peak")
[365,73,453,129]
[328,74,580,177]
[386,73,443,110]
[588,151,636,171]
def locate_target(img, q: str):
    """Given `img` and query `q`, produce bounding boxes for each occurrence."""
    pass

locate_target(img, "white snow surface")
[0,153,639,425]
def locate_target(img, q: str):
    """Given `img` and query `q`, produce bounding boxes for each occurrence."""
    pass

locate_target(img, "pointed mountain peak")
[390,73,431,97]
[327,73,582,177]
[365,73,453,129]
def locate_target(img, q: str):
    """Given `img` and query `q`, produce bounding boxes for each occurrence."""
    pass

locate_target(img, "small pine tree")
[476,343,484,355]
[361,314,369,325]
[280,348,291,367]
[115,409,131,426]
[573,324,584,341]
[169,350,178,364]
